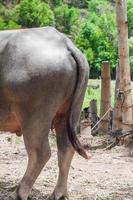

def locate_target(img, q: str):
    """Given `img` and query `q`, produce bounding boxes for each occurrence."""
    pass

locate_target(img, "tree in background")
[54,4,79,35]
[15,0,55,27]
[75,0,117,78]
[0,3,20,29]
[113,0,133,133]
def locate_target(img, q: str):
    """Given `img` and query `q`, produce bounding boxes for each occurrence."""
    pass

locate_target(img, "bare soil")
[0,128,133,200]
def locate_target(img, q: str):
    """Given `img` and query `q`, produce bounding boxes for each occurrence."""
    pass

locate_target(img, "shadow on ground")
[0,181,49,200]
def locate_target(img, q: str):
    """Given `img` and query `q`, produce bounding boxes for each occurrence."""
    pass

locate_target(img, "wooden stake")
[90,100,98,124]
[99,61,111,134]
[115,0,133,131]
[112,65,122,130]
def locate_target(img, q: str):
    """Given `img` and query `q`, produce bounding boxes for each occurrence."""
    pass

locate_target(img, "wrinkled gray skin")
[0,27,89,200]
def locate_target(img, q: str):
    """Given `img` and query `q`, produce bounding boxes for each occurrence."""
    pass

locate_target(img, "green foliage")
[0,4,20,30]
[15,0,55,27]
[54,4,79,35]
[88,0,108,12]
[127,0,133,36]
[75,0,117,78]
[129,37,133,79]
[43,0,62,8]
[128,8,133,36]
[66,0,88,8]
[0,17,6,29]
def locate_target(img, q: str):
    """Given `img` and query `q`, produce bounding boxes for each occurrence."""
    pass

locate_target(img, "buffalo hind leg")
[9,117,51,200]
[50,116,75,200]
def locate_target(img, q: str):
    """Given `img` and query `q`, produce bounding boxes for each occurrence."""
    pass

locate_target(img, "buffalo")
[0,27,90,200]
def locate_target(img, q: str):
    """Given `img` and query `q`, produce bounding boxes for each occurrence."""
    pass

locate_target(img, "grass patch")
[83,79,133,115]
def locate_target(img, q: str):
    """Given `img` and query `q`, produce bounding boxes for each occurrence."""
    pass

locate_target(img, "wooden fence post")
[112,65,122,131]
[99,61,111,134]
[115,0,133,131]
[89,99,99,135]
[90,100,98,125]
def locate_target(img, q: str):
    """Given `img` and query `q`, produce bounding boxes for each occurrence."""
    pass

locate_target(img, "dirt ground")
[0,128,133,200]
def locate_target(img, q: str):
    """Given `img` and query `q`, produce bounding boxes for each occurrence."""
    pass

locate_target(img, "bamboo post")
[99,61,111,134]
[115,0,133,131]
